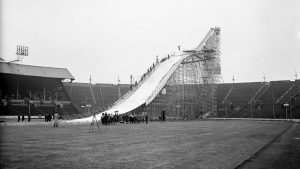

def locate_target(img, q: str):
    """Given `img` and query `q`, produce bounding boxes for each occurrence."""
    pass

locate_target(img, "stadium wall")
[2,79,299,120]
[129,80,300,120]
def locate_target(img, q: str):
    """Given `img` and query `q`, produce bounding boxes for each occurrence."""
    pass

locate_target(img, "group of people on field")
[121,114,149,124]
[100,113,149,125]
[101,113,120,125]
[16,112,59,127]
[45,113,53,122]
[17,114,29,122]
[45,112,59,127]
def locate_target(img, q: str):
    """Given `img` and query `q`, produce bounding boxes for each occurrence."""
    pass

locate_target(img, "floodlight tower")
[13,45,28,63]
[11,46,29,114]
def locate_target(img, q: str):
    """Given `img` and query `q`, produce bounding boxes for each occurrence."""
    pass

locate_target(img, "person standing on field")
[53,112,59,127]
[145,114,149,124]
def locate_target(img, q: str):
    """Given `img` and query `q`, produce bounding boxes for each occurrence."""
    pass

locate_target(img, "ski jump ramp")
[70,28,219,123]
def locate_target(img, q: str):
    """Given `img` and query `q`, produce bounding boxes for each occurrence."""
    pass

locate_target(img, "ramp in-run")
[70,53,187,122]
[69,28,216,123]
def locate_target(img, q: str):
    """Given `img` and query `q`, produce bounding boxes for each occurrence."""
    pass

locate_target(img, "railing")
[248,84,265,104]
[255,83,271,101]
[2,99,71,105]
[284,88,300,103]
[275,84,296,104]
[209,117,300,122]
[222,86,233,104]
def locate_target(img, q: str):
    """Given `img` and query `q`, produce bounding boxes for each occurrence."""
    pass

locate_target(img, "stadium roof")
[0,62,75,80]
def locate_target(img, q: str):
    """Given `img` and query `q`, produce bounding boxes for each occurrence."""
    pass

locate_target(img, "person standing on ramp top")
[54,112,59,127]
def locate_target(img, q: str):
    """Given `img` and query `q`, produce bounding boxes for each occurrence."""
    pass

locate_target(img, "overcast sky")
[1,0,299,84]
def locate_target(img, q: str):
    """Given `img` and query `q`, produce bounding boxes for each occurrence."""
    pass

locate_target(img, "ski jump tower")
[71,27,221,122]
[140,27,221,119]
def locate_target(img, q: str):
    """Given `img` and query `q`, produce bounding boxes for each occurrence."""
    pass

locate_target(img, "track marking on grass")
[234,122,294,169]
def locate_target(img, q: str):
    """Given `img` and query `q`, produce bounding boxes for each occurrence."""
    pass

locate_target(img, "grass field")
[0,120,292,169]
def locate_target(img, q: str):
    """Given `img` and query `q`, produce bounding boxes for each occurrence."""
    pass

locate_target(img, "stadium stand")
[63,82,130,113]
[0,62,81,119]
[226,82,262,117]
[64,80,300,120]
[216,80,300,119]
[217,83,234,117]
[257,81,294,118]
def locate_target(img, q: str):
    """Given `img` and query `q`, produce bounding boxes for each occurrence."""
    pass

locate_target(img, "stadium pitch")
[0,120,298,169]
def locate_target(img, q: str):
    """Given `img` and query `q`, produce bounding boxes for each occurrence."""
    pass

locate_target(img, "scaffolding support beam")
[164,27,221,118]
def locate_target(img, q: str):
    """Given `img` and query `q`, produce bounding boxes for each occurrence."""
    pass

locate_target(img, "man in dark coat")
[145,114,149,124]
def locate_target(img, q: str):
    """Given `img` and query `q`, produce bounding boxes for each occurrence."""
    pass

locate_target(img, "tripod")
[89,113,100,133]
